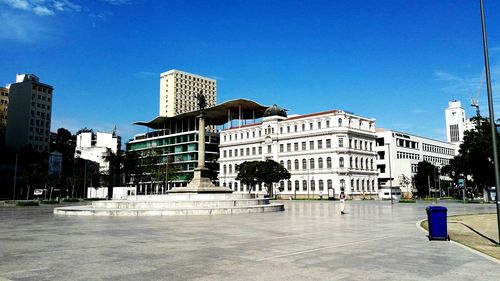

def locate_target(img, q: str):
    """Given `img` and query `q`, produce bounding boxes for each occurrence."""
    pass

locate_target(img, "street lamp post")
[479,0,500,244]
[385,143,393,204]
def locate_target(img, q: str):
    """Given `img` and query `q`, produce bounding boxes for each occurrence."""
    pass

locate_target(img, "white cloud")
[101,0,132,5]
[0,11,49,42]
[0,0,80,16]
[33,5,55,16]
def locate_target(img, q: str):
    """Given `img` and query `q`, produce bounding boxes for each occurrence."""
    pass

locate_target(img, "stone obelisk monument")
[169,91,232,193]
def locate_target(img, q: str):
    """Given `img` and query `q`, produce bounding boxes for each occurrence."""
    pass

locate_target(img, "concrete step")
[91,199,270,209]
[53,203,285,216]
[125,193,253,201]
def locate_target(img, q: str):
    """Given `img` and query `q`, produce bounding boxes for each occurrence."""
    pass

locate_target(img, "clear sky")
[1,0,499,144]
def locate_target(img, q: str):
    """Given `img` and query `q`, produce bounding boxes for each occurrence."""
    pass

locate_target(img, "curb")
[416,219,500,265]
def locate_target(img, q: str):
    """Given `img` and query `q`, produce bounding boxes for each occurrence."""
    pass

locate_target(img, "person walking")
[339,190,346,214]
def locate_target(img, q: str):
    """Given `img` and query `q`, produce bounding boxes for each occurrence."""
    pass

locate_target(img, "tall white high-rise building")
[5,74,53,153]
[159,69,216,117]
[445,100,466,144]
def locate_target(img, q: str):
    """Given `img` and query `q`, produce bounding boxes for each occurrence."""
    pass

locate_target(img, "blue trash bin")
[426,206,449,241]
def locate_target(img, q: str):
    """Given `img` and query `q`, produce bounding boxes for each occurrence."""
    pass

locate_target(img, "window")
[339,157,344,168]
[310,158,315,169]
[246,148,250,155]
[302,159,307,170]
[310,180,315,191]
[328,179,333,190]
[309,141,314,150]
[280,181,285,192]
[340,179,345,189]
[294,159,299,170]
[287,181,292,191]
[287,143,291,151]
[356,179,360,191]
[280,144,284,152]
[295,180,300,191]
[349,157,353,168]
[338,118,343,127]
[318,121,321,129]
[287,160,292,170]
[252,147,256,155]
[223,150,227,158]
[355,157,358,169]
[302,180,307,191]
[318,140,323,149]
[229,164,233,174]
[223,165,227,174]
[267,145,271,154]
[327,157,332,168]
[326,139,331,148]
[302,142,306,150]
[318,158,323,169]
[302,124,305,131]
[280,160,285,167]
[235,149,238,157]
[309,123,313,130]
[294,142,299,151]
[229,150,232,157]
[326,120,330,127]
[339,138,344,148]
[258,147,262,154]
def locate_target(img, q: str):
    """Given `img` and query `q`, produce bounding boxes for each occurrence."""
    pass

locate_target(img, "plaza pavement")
[0,200,499,281]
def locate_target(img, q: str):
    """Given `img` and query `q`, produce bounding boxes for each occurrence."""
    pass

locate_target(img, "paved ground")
[0,200,499,281]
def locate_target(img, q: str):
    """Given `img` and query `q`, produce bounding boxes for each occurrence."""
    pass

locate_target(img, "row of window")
[396,151,420,160]
[396,138,419,149]
[223,178,376,193]
[173,73,216,85]
[222,156,375,174]
[32,85,52,94]
[422,143,454,156]
[422,155,450,165]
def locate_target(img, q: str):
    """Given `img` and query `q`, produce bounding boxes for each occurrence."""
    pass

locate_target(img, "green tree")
[447,118,499,201]
[414,161,436,197]
[236,159,291,198]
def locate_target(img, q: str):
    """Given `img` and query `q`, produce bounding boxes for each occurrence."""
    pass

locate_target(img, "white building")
[159,69,216,117]
[375,129,456,198]
[5,74,53,153]
[219,105,378,199]
[445,100,477,151]
[75,130,121,173]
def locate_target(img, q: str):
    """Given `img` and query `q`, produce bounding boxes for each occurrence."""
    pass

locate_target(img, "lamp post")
[479,0,500,244]
[385,143,393,204]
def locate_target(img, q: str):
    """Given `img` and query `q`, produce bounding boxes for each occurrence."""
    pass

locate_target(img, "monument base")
[169,168,233,193]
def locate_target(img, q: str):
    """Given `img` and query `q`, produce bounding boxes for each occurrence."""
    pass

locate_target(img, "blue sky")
[1,0,499,144]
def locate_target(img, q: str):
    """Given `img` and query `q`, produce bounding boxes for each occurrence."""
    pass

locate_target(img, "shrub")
[16,201,39,207]
[62,198,80,203]
[40,200,59,204]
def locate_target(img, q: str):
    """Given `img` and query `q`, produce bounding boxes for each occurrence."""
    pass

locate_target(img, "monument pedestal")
[169,168,233,193]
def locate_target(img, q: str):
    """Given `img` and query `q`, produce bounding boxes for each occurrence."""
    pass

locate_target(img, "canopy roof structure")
[134,99,269,129]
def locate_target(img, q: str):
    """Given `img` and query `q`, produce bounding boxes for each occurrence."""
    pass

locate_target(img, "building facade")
[0,87,8,146]
[127,117,220,193]
[445,100,477,151]
[159,69,216,117]
[375,129,456,198]
[5,74,53,153]
[75,130,121,173]
[219,105,378,199]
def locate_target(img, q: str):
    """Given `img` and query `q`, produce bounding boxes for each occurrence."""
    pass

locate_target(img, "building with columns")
[219,105,378,199]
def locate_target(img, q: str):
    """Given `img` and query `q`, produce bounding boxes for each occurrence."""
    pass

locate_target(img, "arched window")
[295,180,300,191]
[318,158,323,169]
[350,157,353,168]
[356,179,360,191]
[287,160,292,170]
[319,180,324,191]
[280,181,285,191]
[327,179,333,189]
[355,158,358,169]
[235,182,239,191]
[229,182,233,190]
[361,179,365,191]
[351,179,354,190]
[223,165,227,175]
[280,160,284,167]
[287,181,292,191]
[310,180,315,191]
[339,157,344,168]
[360,158,363,169]
[310,158,315,169]
[340,179,345,189]
[338,118,343,127]
[294,159,299,170]
[229,164,232,174]
[327,157,332,168]
[235,164,239,172]
[302,159,307,170]
[302,180,307,191]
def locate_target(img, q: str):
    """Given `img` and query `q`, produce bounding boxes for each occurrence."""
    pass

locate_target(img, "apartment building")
[5,74,53,153]
[159,69,216,117]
